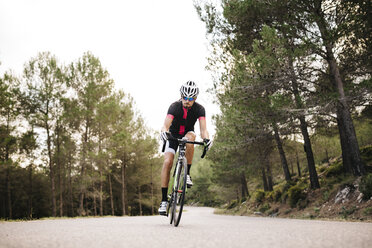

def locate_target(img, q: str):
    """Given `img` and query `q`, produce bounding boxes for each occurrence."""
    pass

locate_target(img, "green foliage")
[197,0,371,208]
[227,200,238,210]
[359,174,372,200]
[287,184,307,208]
[186,149,223,207]
[324,161,345,177]
[0,52,162,219]
[363,207,372,216]
[253,190,266,203]
[258,203,270,213]
[266,188,282,202]
[360,145,372,168]
[339,206,356,219]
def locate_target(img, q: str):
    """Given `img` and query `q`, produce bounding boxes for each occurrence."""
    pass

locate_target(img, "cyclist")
[158,81,211,215]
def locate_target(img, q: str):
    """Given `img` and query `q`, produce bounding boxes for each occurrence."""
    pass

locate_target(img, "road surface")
[1,207,371,248]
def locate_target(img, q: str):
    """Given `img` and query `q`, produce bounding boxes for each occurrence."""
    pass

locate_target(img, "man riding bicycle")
[158,81,211,215]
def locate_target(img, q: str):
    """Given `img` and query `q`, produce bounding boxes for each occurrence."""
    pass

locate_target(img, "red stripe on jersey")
[167,114,174,119]
[182,107,188,119]
[199,116,206,120]
[179,125,185,135]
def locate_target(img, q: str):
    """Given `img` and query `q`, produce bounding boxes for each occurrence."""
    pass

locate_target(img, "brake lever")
[201,146,208,158]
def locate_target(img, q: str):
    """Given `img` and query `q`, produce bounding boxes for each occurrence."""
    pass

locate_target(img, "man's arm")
[199,118,209,140]
[161,115,173,132]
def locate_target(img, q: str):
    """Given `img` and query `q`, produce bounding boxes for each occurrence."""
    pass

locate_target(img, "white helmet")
[180,81,199,98]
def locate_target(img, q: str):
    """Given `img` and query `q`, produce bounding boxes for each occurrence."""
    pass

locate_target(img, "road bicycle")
[162,133,208,227]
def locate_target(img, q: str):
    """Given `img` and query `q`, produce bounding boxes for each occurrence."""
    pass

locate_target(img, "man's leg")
[185,132,196,187]
[159,151,174,215]
[161,152,174,189]
[185,132,196,164]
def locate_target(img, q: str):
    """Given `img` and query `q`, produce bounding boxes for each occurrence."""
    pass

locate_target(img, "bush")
[253,190,266,203]
[363,207,372,216]
[297,199,308,210]
[258,203,270,213]
[360,174,372,200]
[227,200,238,209]
[280,181,296,203]
[360,145,372,162]
[339,206,356,219]
[288,184,307,208]
[360,145,372,173]
[266,190,281,202]
[325,161,344,177]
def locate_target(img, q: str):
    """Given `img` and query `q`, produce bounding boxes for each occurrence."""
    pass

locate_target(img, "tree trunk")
[79,122,89,216]
[272,123,291,181]
[28,164,33,218]
[100,169,103,216]
[5,103,12,219]
[46,122,57,217]
[264,157,273,191]
[151,163,154,215]
[68,159,74,217]
[296,150,302,177]
[92,164,97,216]
[316,12,365,176]
[240,173,249,198]
[289,56,319,188]
[299,115,320,188]
[261,165,269,191]
[109,172,114,216]
[56,125,63,217]
[6,163,12,219]
[325,148,330,166]
[337,103,353,173]
[121,162,126,216]
[138,186,142,216]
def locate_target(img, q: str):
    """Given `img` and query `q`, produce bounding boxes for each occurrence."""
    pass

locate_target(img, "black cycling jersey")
[166,100,206,137]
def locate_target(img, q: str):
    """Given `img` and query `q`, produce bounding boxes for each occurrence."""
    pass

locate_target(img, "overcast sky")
[0,0,219,137]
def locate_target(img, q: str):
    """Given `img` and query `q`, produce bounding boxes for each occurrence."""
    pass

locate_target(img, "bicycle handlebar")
[161,133,209,158]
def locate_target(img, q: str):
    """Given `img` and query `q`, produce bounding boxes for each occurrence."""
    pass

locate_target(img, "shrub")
[266,190,281,202]
[322,190,330,201]
[288,184,307,208]
[360,174,372,200]
[339,206,356,219]
[227,200,238,209]
[258,203,270,213]
[360,145,372,162]
[281,181,296,192]
[253,190,266,203]
[363,207,372,216]
[325,161,344,177]
[297,199,308,210]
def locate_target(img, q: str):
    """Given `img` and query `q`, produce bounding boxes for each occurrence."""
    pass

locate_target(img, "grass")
[363,207,372,216]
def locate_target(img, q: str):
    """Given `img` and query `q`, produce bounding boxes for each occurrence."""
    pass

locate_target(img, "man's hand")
[203,138,212,150]
[160,131,169,143]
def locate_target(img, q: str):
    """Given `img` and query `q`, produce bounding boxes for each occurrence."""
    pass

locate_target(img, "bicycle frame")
[162,134,207,227]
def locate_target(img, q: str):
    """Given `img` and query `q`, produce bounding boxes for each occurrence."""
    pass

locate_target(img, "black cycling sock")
[187,164,192,175]
[161,187,168,202]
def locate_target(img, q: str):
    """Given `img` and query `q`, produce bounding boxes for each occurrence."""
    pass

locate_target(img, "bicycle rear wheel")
[172,158,187,227]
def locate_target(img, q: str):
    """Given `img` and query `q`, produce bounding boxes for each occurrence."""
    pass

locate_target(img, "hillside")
[215,145,372,222]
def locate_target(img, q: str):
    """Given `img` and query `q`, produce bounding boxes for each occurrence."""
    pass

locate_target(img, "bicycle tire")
[168,192,174,224]
[170,161,180,225]
[173,157,187,226]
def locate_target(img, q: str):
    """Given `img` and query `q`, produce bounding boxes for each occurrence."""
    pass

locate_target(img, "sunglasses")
[182,96,195,101]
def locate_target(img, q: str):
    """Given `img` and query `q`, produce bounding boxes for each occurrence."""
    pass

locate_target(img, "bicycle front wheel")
[172,158,187,227]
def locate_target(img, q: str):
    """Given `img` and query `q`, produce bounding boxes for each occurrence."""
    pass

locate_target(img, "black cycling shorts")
[164,131,196,154]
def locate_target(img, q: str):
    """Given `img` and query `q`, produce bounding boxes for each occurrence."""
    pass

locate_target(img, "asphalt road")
[1,207,371,248]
